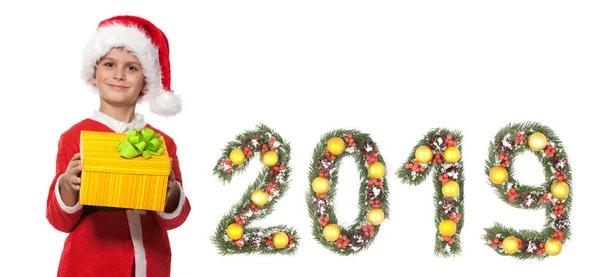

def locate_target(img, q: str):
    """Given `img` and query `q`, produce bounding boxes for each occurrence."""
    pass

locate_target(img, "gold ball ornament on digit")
[501,236,520,255]
[489,166,508,185]
[368,162,385,179]
[528,132,548,151]
[441,181,460,198]
[327,137,346,155]
[261,151,279,167]
[438,219,456,237]
[229,149,245,165]
[544,238,562,256]
[551,181,569,200]
[272,232,289,249]
[415,145,433,164]
[323,223,341,242]
[226,223,244,240]
[251,190,269,207]
[366,208,385,226]
[312,176,331,194]
[443,146,461,163]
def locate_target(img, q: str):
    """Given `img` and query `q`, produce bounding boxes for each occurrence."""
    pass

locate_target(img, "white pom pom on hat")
[81,15,182,117]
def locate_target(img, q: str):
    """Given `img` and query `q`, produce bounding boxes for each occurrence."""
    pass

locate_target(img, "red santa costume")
[45,15,191,277]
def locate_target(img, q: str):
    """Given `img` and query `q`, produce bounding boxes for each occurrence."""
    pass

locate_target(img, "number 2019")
[210,122,571,260]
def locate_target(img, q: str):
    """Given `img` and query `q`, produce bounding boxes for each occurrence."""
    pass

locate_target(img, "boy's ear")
[90,78,97,86]
[141,81,148,94]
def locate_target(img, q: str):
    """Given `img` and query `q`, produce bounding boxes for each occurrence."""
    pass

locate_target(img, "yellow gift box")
[79,130,171,211]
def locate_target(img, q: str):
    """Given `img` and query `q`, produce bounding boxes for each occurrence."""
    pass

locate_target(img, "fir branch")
[211,123,299,255]
[306,129,390,255]
[396,128,465,257]
[211,225,299,255]
[483,122,572,260]
[482,222,554,261]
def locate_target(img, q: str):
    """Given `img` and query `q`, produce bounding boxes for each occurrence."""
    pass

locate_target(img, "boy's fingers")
[71,165,80,175]
[68,160,79,170]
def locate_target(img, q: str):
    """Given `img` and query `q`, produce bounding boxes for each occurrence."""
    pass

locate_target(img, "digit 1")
[483,122,571,259]
[396,128,464,257]
[307,129,390,255]
[211,124,298,255]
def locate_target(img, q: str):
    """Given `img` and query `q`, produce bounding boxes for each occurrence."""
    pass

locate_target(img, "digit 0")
[307,129,389,255]
[484,122,571,258]
[396,128,465,257]
[211,124,298,255]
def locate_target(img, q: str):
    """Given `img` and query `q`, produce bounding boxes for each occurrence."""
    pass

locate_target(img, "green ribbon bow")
[115,127,166,159]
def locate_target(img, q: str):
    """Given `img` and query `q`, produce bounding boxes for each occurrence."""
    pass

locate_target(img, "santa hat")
[81,15,182,117]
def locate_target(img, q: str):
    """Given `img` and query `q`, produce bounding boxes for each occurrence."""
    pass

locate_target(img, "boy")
[45,15,191,277]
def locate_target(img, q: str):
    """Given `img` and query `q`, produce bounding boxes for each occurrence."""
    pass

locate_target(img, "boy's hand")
[62,153,82,191]
[163,158,180,213]
[59,153,82,206]
[169,158,176,182]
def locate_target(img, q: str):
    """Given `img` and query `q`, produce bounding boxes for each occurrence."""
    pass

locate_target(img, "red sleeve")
[152,139,191,230]
[46,132,84,233]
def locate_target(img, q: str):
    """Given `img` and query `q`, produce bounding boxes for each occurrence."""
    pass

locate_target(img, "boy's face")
[91,48,146,108]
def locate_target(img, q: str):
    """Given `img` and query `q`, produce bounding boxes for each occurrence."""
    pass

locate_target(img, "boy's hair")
[82,15,182,117]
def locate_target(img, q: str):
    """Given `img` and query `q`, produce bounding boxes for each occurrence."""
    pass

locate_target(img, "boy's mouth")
[108,84,129,91]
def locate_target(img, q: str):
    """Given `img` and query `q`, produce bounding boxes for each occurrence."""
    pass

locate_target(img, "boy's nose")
[113,68,125,80]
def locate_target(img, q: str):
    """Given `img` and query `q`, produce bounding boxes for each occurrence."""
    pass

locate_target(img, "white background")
[1,0,599,276]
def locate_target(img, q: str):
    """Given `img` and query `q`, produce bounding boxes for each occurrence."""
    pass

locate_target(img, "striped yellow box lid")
[79,130,171,211]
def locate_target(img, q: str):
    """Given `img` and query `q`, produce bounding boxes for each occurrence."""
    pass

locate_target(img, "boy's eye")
[127,65,138,71]
[103,62,114,67]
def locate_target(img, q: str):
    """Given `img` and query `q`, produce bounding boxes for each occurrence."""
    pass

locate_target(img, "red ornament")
[553,230,564,242]
[491,237,500,248]
[319,215,330,226]
[235,238,244,247]
[507,188,519,202]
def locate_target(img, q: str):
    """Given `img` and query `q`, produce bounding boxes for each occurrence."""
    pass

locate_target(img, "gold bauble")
[443,147,461,163]
[544,238,562,256]
[528,132,548,151]
[262,151,279,167]
[551,181,569,200]
[415,145,433,164]
[272,232,289,249]
[226,223,244,240]
[502,236,520,255]
[323,223,341,242]
[438,219,456,237]
[489,166,508,185]
[368,162,386,179]
[229,149,246,165]
[442,181,460,198]
[366,208,385,226]
[312,176,331,194]
[251,190,269,207]
[327,137,346,155]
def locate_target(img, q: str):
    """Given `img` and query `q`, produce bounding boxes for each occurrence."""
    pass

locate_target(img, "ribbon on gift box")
[115,127,165,159]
